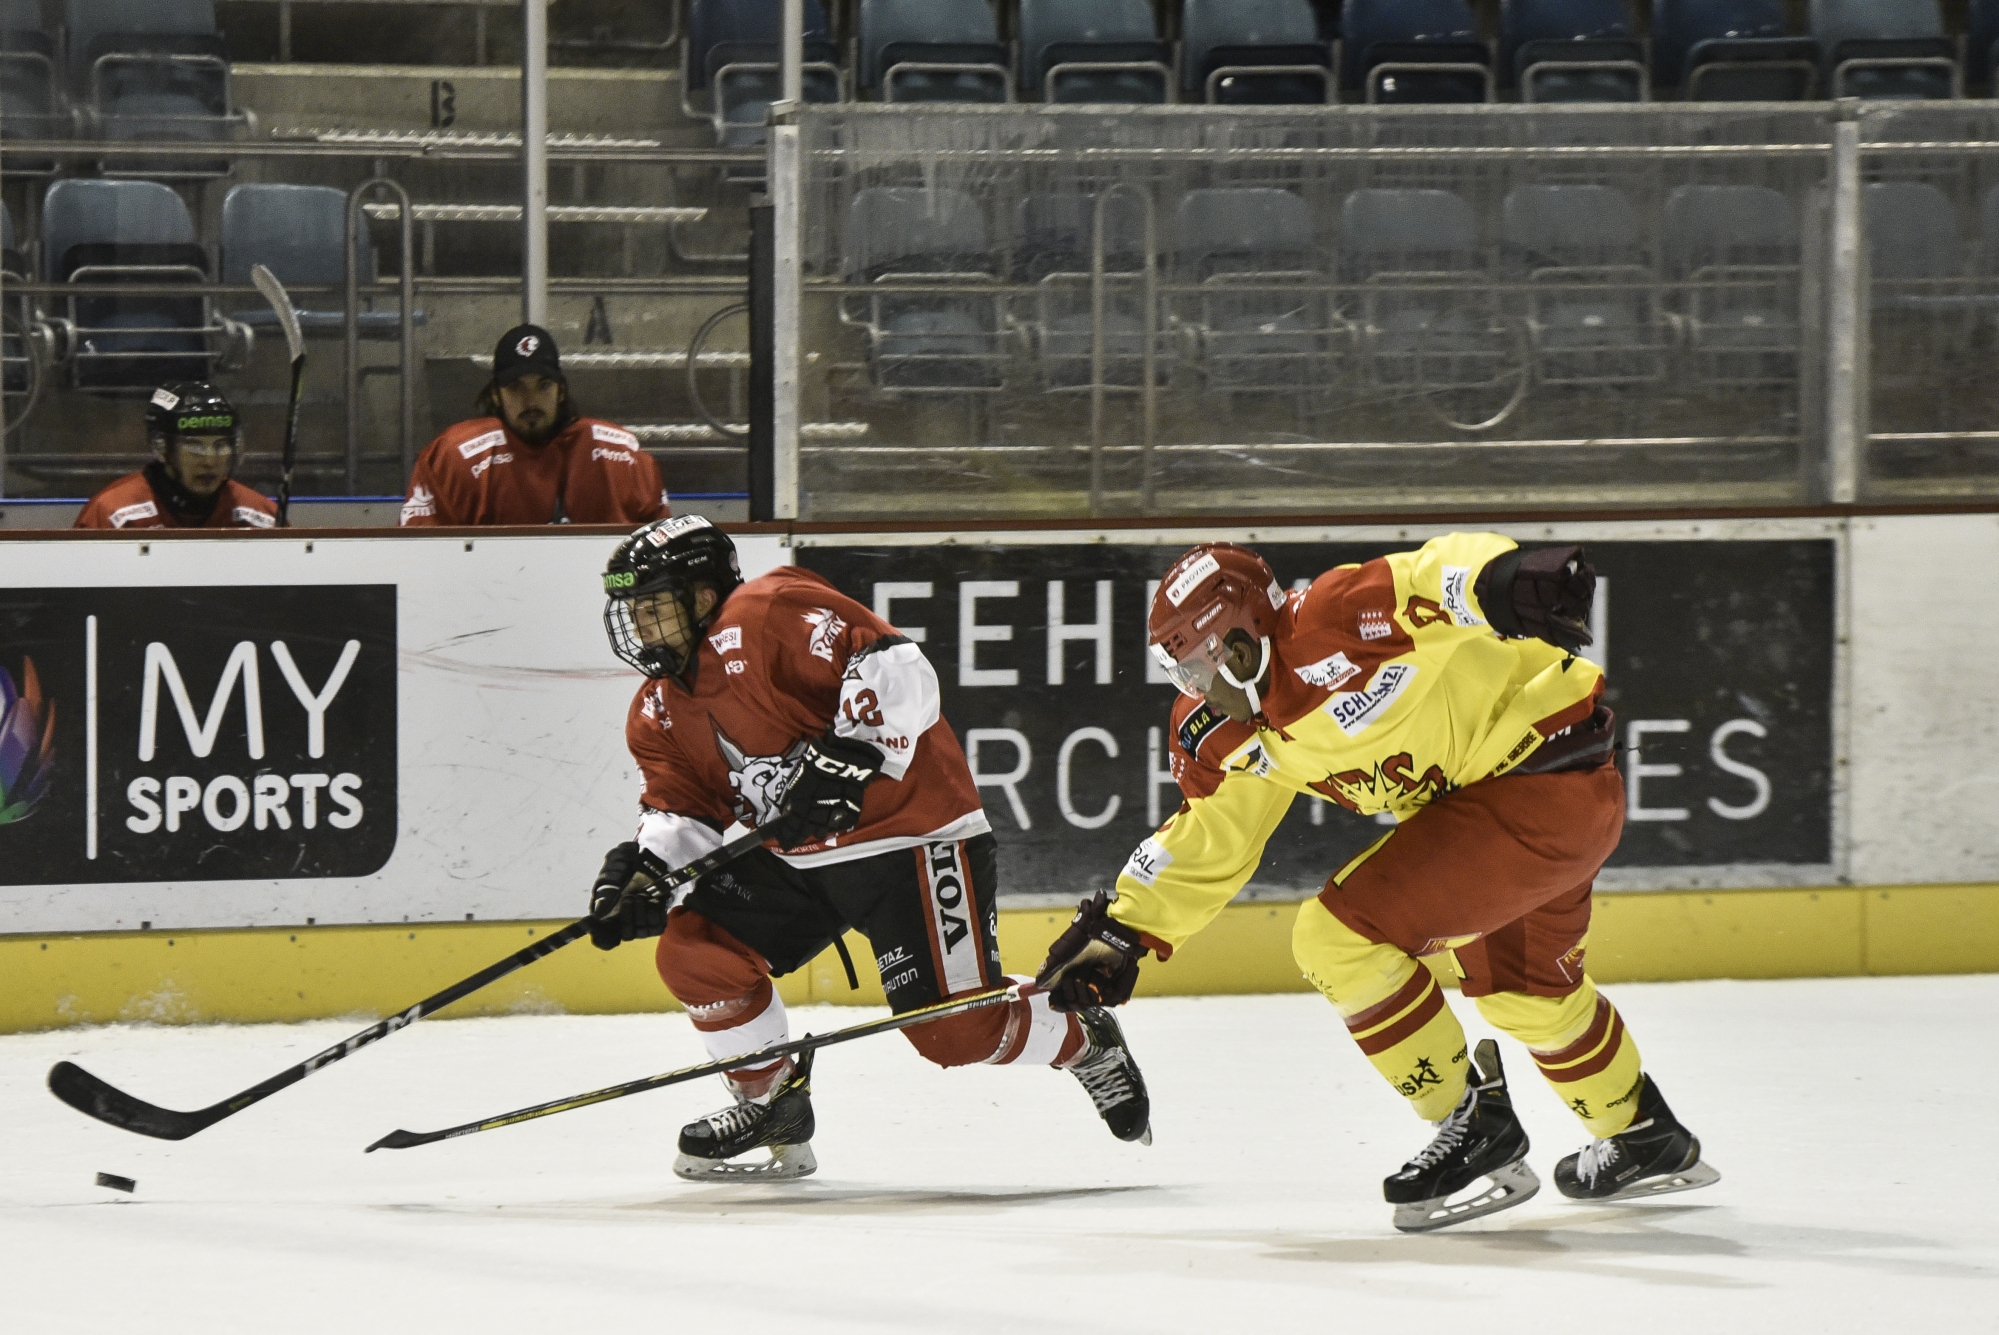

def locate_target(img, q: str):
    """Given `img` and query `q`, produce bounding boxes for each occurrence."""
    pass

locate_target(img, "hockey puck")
[94,1172,136,1193]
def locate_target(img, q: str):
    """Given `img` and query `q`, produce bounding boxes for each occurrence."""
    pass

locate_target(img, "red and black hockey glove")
[776,733,881,849]
[587,841,668,950]
[1035,891,1147,1013]
[1475,544,1595,654]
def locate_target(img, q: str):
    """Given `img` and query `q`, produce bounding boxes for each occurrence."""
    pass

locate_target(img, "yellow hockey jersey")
[1112,532,1603,953]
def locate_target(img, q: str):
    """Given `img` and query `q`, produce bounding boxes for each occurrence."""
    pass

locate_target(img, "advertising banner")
[0,586,397,887]
[795,539,1837,897]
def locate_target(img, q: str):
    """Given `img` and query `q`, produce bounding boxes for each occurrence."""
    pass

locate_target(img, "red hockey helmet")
[1147,543,1286,699]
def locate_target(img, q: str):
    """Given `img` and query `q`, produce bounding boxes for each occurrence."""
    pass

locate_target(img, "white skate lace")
[699,1100,768,1139]
[1573,1136,1621,1186]
[1071,1048,1137,1113]
[1409,1093,1477,1170]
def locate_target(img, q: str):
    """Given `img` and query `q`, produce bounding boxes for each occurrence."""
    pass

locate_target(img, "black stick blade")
[365,1129,431,1153]
[48,1062,210,1141]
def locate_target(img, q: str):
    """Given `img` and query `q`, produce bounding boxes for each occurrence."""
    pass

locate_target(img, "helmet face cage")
[602,516,743,679]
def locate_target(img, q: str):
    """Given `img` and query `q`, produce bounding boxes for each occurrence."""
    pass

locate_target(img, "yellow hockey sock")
[1294,900,1470,1122]
[1474,978,1645,1138]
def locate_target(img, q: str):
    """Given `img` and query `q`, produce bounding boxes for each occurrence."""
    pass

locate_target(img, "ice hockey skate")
[673,1050,818,1181]
[1384,1039,1539,1233]
[1554,1074,1720,1202]
[1063,1006,1152,1144]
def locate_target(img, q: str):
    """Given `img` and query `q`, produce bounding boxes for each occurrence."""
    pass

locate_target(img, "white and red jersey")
[400,415,669,527]
[625,566,989,871]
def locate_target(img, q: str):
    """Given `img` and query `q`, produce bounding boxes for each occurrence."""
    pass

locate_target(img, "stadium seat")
[1340,0,1493,104]
[1,0,66,159]
[42,178,215,389]
[1502,184,1667,387]
[1170,188,1333,391]
[844,187,1003,391]
[0,200,22,279]
[1016,0,1170,103]
[1653,0,1817,99]
[1342,188,1510,395]
[64,0,234,162]
[221,184,416,336]
[1013,192,1156,390]
[1865,181,1967,315]
[857,0,1009,103]
[1809,0,1958,100]
[683,0,840,149]
[1180,0,1334,105]
[1500,0,1648,102]
[1,201,28,399]
[1661,184,1800,387]
[1969,0,1999,90]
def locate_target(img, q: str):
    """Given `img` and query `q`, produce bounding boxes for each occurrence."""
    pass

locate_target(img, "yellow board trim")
[4,884,1996,1034]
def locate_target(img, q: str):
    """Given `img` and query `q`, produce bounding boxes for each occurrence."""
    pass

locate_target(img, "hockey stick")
[250,263,305,527]
[366,984,1030,1152]
[48,824,777,1141]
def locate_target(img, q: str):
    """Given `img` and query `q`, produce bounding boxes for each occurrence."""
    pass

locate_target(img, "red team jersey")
[624,567,988,870]
[400,416,670,526]
[74,472,277,529]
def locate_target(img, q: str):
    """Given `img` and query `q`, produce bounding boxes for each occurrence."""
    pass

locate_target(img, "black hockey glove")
[1475,544,1595,653]
[1034,891,1147,1013]
[587,841,668,950]
[776,733,881,850]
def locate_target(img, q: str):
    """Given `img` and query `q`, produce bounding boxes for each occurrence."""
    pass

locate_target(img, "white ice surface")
[5,978,1995,1333]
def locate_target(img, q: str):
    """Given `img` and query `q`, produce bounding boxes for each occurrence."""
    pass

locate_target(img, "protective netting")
[795,103,1839,519]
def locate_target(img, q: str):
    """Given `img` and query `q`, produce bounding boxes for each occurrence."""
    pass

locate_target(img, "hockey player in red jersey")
[589,515,1151,1179]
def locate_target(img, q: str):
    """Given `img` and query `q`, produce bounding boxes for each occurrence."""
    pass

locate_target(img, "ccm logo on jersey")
[457,428,506,459]
[1294,651,1361,690]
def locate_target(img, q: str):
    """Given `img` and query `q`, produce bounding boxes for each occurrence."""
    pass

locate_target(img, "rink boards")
[2,513,1995,1029]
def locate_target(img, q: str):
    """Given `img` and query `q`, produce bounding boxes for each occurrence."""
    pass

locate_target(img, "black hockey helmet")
[144,382,241,458]
[603,515,743,678]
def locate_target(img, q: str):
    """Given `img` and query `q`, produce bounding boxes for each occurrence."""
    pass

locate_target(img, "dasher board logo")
[0,585,397,886]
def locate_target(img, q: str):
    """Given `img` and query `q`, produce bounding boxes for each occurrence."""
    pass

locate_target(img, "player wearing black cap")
[74,382,278,529]
[400,324,670,527]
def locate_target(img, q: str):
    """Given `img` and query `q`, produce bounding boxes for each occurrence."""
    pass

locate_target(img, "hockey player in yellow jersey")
[1036,534,1720,1232]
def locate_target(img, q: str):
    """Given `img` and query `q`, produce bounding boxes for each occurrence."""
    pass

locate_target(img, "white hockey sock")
[689,989,791,1097]
[983,981,1071,1067]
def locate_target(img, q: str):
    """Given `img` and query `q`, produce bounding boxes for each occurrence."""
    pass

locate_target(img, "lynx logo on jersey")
[1440,565,1484,627]
[803,608,847,662]
[710,720,805,826]
[920,840,983,995]
[1294,650,1361,690]
[1325,662,1416,736]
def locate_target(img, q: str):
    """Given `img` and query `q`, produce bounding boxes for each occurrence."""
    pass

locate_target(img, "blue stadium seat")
[221,184,414,336]
[1013,192,1156,390]
[844,188,1003,390]
[1809,0,1957,100]
[1181,0,1333,104]
[42,178,213,389]
[1652,0,1816,99]
[857,0,1008,103]
[1016,0,1170,103]
[1662,184,1800,386]
[1502,184,1666,386]
[684,0,840,148]
[1500,0,1647,101]
[1173,188,1330,389]
[1342,187,1510,394]
[1,0,65,157]
[64,0,233,157]
[1340,0,1493,103]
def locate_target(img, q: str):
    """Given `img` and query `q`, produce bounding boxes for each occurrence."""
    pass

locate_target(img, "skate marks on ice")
[1242,1206,1996,1289]
[375,1182,1165,1221]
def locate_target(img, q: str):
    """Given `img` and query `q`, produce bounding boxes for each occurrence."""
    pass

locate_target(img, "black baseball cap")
[492,324,564,387]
